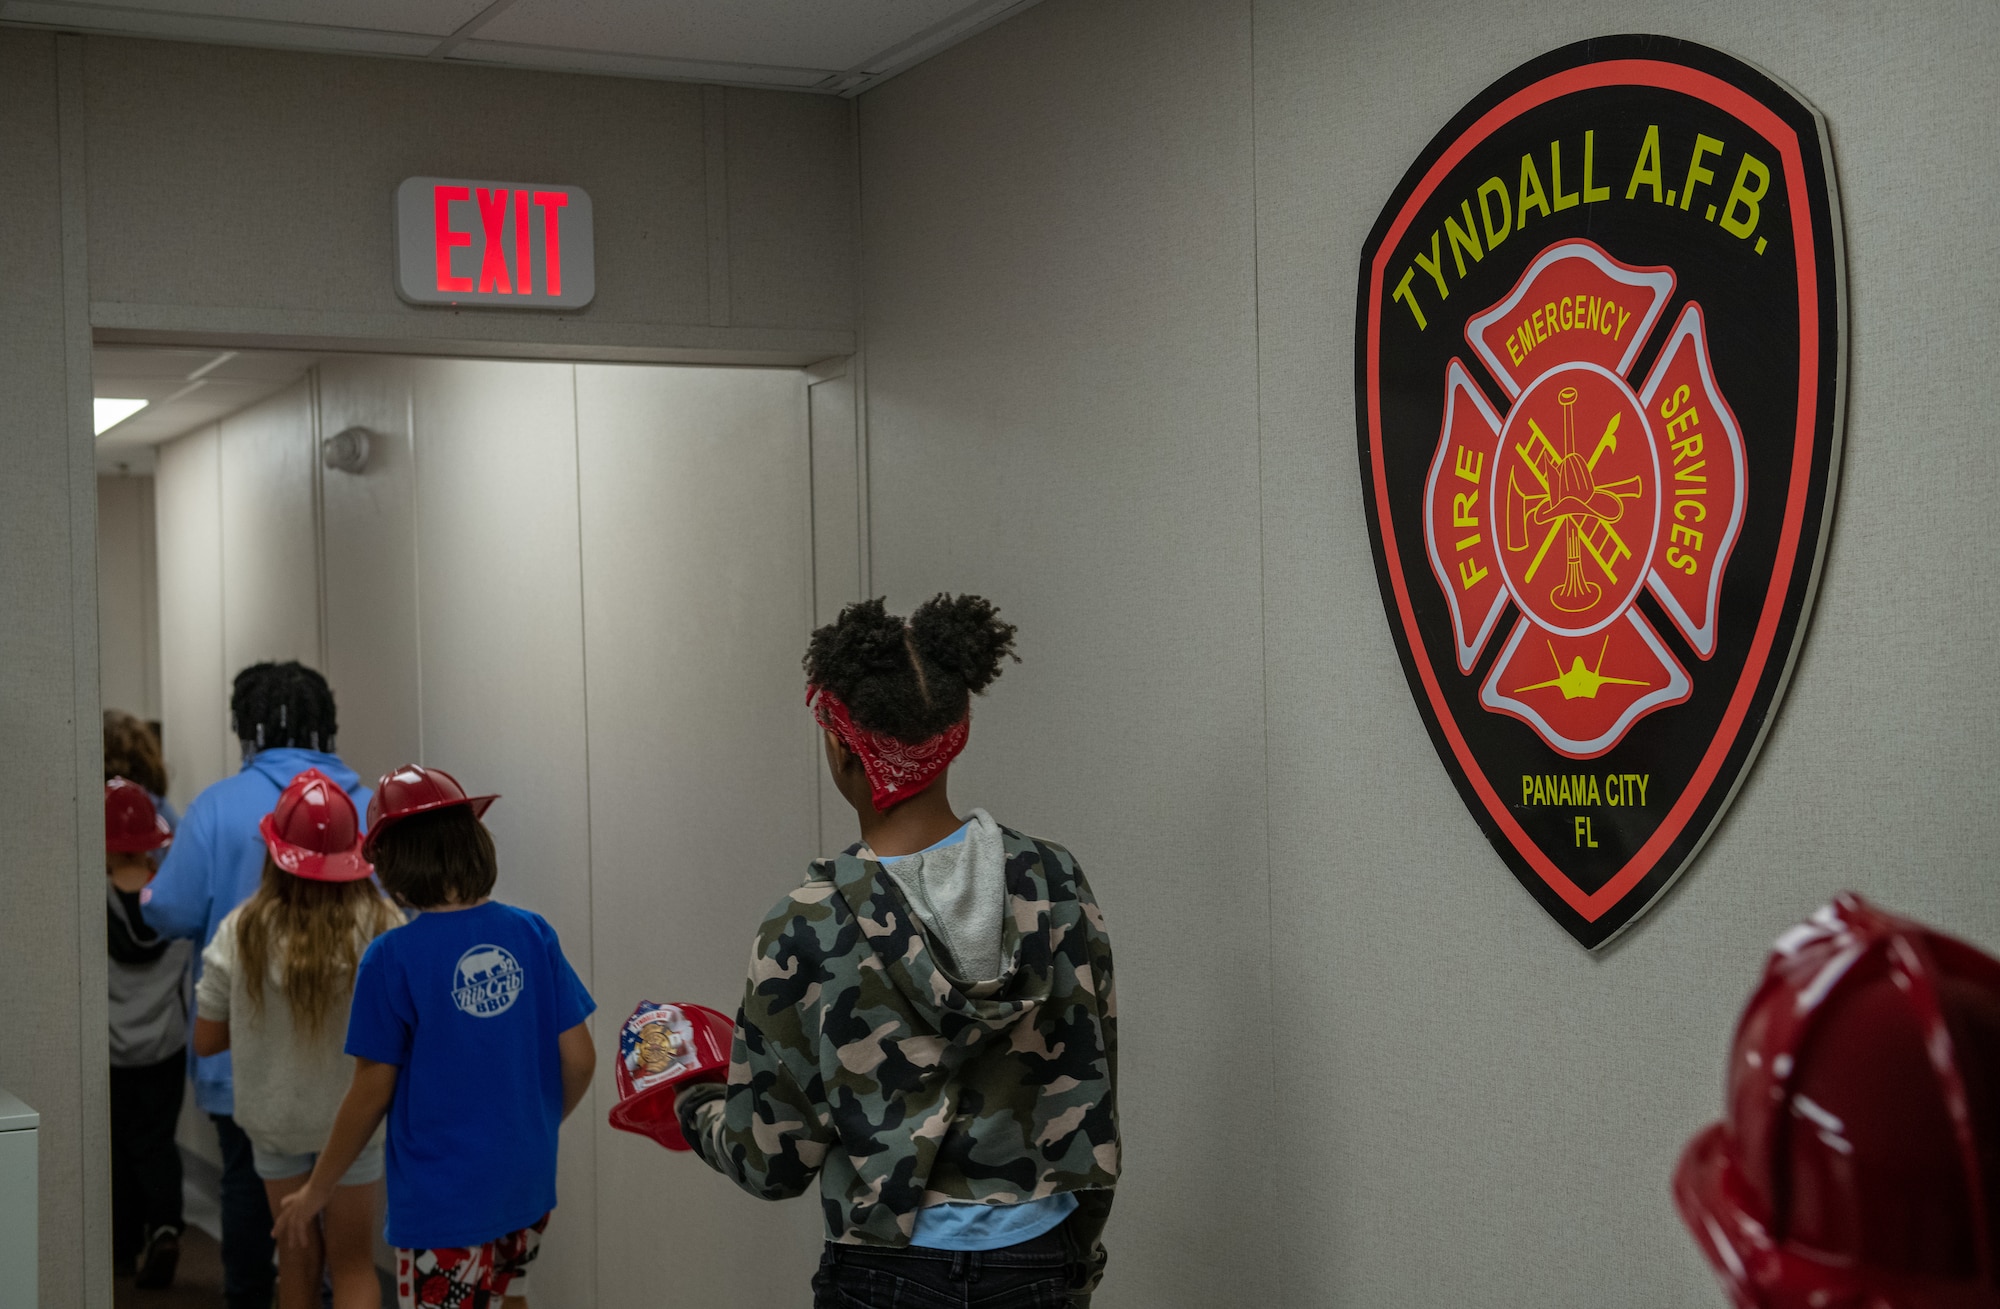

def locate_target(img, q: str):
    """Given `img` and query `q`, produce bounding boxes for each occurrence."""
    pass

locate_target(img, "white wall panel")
[407,358,597,1303]
[218,377,321,698]
[857,3,1272,1305]
[96,473,159,722]
[154,424,228,809]
[809,368,864,850]
[1249,2,2000,1305]
[153,428,233,1176]
[317,355,421,785]
[809,370,863,631]
[573,363,822,1305]
[724,87,857,331]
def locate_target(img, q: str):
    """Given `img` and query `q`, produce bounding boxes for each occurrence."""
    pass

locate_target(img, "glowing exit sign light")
[394,177,595,309]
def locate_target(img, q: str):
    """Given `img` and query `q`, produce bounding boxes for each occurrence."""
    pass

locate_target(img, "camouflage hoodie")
[678,820,1120,1298]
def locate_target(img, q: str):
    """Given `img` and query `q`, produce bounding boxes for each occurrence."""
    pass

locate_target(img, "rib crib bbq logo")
[1356,36,1846,948]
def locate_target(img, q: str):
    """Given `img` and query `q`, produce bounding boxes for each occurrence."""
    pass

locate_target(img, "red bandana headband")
[808,684,968,811]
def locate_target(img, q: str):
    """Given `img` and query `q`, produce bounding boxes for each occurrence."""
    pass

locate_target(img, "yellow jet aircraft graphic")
[1514,635,1651,701]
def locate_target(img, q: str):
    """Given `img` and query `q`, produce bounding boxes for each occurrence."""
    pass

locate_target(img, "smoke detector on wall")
[322,426,373,474]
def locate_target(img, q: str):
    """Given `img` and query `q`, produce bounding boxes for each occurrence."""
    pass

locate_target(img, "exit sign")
[394,177,595,309]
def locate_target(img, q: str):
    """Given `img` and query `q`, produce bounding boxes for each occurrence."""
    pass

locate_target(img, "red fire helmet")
[258,768,371,883]
[1675,893,2000,1309]
[606,1001,734,1152]
[361,764,497,858]
[105,778,172,854]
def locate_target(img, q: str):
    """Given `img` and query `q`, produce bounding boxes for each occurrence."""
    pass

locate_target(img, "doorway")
[95,346,842,1305]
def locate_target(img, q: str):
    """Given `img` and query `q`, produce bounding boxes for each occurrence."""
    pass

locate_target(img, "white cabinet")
[0,1089,37,1309]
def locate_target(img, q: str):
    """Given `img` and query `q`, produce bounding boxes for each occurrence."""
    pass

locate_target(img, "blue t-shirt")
[882,821,1078,1251]
[345,901,594,1249]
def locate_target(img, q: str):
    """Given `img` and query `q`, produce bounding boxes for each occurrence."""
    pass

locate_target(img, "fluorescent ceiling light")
[94,398,149,435]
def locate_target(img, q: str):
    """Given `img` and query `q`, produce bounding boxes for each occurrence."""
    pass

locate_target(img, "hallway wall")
[571,363,826,1301]
[0,30,108,1309]
[859,4,1273,1303]
[78,36,855,364]
[154,356,834,1304]
[154,379,323,811]
[856,0,2000,1305]
[153,422,226,810]
[97,473,160,725]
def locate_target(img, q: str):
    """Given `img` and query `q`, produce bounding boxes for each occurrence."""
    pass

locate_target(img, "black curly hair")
[231,661,338,753]
[804,595,1018,743]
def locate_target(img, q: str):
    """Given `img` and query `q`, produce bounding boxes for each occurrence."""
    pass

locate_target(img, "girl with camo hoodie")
[676,594,1120,1309]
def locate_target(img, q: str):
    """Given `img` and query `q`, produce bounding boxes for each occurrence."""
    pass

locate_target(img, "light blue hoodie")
[145,747,372,1116]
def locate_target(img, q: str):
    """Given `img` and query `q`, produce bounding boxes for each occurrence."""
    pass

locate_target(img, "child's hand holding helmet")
[606,1001,734,1151]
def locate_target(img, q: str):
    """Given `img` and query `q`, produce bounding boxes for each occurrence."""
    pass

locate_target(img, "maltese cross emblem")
[1426,240,1744,758]
[1357,36,1846,947]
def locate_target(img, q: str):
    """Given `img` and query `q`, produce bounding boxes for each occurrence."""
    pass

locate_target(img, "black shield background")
[1355,35,1846,948]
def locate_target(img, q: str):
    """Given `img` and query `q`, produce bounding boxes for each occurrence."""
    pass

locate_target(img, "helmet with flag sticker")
[1674,892,2000,1309]
[606,1001,734,1151]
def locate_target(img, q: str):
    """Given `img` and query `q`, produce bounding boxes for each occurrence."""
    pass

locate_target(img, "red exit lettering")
[434,185,472,293]
[433,185,568,297]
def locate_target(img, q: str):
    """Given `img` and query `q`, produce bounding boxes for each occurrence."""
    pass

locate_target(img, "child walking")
[193,769,403,1309]
[105,779,191,1288]
[673,595,1121,1309]
[272,766,596,1309]
[104,710,177,830]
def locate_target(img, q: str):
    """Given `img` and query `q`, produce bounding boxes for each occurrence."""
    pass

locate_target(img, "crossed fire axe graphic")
[1505,387,1644,613]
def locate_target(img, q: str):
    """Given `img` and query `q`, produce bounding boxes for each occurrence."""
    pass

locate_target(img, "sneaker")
[135,1225,180,1289]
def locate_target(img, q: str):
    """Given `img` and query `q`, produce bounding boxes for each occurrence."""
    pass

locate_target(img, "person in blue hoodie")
[145,661,370,1309]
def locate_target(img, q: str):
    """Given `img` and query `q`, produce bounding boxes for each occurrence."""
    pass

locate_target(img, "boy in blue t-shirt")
[272,766,594,1309]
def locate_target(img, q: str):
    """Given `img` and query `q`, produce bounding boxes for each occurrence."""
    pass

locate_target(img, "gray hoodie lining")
[880,808,1009,986]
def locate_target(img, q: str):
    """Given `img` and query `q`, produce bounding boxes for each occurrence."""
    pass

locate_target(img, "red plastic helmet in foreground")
[606,1001,734,1151]
[1675,893,2000,1309]
[362,764,498,858]
[105,778,172,854]
[259,767,371,883]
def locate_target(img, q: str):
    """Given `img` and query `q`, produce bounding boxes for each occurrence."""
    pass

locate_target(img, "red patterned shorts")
[396,1214,549,1308]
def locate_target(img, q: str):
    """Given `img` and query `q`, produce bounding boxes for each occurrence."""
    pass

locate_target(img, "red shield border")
[1356,36,1847,948]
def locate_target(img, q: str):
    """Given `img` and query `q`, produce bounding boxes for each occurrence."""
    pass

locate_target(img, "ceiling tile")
[47,0,489,37]
[451,38,835,88]
[2,0,441,53]
[92,345,230,383]
[475,0,975,73]
[4,0,1043,93]
[93,346,317,450]
[204,351,327,381]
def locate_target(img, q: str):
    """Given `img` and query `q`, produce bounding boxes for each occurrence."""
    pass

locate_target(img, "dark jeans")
[811,1226,1074,1309]
[211,1113,277,1309]
[109,1051,186,1264]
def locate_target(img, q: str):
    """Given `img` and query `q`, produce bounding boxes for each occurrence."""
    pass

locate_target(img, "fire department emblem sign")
[1356,36,1846,948]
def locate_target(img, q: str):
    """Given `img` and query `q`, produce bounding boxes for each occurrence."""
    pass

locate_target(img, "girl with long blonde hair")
[193,769,401,1309]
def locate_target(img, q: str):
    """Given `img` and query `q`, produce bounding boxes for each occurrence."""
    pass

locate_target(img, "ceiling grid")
[0,0,1044,95]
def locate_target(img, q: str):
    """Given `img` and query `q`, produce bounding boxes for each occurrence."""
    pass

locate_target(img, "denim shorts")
[249,1137,385,1186]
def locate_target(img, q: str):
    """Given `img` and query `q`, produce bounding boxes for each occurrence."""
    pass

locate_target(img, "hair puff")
[804,594,1017,742]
